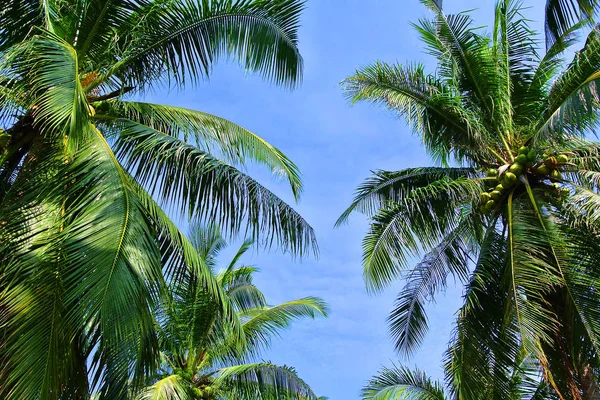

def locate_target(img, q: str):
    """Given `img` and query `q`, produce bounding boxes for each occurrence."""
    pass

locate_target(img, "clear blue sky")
[146,1,550,398]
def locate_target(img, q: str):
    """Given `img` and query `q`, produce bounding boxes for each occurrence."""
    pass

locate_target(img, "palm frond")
[535,26,600,143]
[240,298,328,355]
[214,362,318,400]
[544,0,599,49]
[362,177,481,293]
[342,62,489,164]
[98,100,303,198]
[136,374,194,400]
[103,0,304,90]
[105,119,316,257]
[388,215,474,357]
[336,167,477,226]
[361,364,446,400]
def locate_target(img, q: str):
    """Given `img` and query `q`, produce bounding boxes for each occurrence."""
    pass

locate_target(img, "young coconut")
[503,172,517,186]
[485,200,496,210]
[495,184,504,192]
[557,154,569,163]
[527,150,536,161]
[509,163,524,175]
[515,154,528,164]
[551,169,563,180]
[518,146,529,155]
[536,165,551,175]
[491,190,502,201]
[481,192,491,203]
[486,168,499,177]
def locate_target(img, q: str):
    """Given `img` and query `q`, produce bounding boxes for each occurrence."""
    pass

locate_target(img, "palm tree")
[339,0,600,398]
[0,1,316,398]
[137,224,328,400]
[362,359,557,400]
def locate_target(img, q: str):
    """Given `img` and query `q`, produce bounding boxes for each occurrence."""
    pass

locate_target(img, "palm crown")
[339,0,600,398]
[0,1,315,398]
[138,224,328,400]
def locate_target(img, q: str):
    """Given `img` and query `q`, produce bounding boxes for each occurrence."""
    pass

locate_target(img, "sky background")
[146,1,550,398]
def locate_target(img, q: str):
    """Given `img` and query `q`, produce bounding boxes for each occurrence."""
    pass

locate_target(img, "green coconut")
[551,169,563,180]
[504,172,517,183]
[527,150,536,161]
[485,200,496,210]
[491,190,502,201]
[515,154,528,164]
[509,164,524,175]
[486,168,499,177]
[560,187,570,196]
[536,165,551,175]
[480,192,491,202]
[518,146,529,155]
[550,183,560,190]
[525,160,534,168]
[557,154,569,163]
[495,184,504,192]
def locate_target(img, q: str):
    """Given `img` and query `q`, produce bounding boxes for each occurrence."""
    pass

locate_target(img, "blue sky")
[146,1,551,398]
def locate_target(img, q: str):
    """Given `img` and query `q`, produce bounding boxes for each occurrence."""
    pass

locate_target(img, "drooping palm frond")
[106,119,316,256]
[136,374,194,400]
[97,100,304,198]
[361,365,446,400]
[342,62,489,164]
[361,177,481,293]
[388,215,474,356]
[214,362,318,400]
[336,167,478,225]
[544,0,599,49]
[535,26,600,143]
[101,0,305,90]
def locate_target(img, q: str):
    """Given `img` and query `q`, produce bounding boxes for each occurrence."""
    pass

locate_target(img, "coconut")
[527,150,536,161]
[560,187,570,196]
[495,184,504,192]
[480,192,491,202]
[525,160,534,168]
[557,154,569,163]
[485,200,496,210]
[551,169,563,180]
[515,154,527,164]
[550,183,560,190]
[491,190,502,201]
[504,172,517,183]
[536,165,550,175]
[518,146,529,155]
[486,168,499,177]
[509,164,524,175]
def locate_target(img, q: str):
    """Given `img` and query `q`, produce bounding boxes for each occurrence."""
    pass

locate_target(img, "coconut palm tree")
[137,224,328,400]
[362,358,558,400]
[339,0,600,398]
[0,1,315,398]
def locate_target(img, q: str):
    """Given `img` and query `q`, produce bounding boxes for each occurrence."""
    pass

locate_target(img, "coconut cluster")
[480,146,570,213]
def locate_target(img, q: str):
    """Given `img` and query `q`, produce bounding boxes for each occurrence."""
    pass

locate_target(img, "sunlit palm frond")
[107,119,316,256]
[343,62,488,164]
[214,362,318,400]
[336,167,477,226]
[362,365,446,400]
[362,178,481,293]
[240,298,328,356]
[103,0,304,90]
[98,100,304,198]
